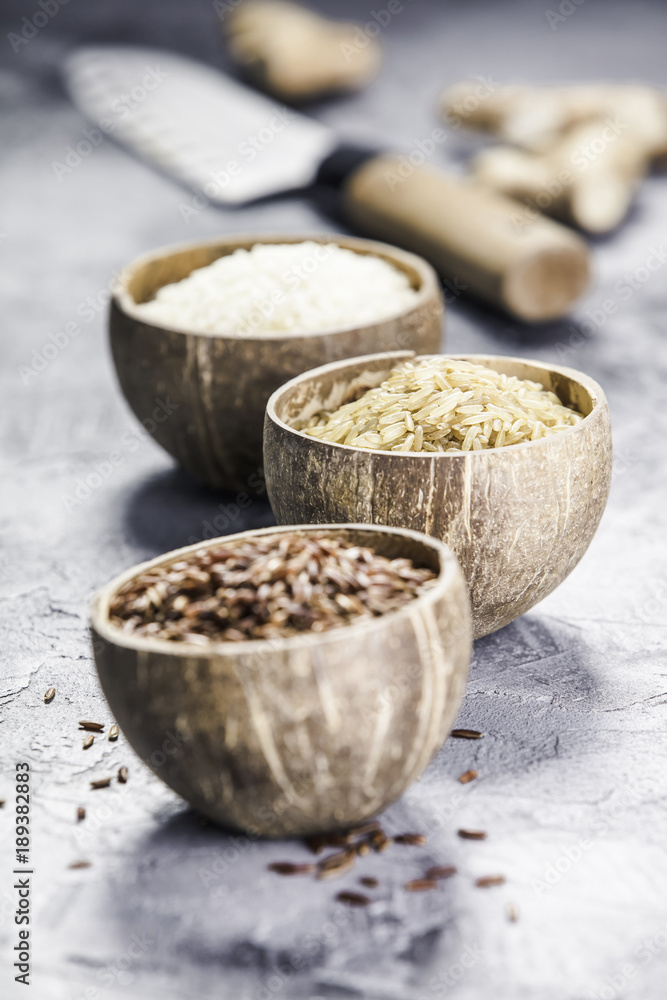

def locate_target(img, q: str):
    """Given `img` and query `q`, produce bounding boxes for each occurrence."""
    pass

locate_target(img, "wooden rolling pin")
[340,156,591,322]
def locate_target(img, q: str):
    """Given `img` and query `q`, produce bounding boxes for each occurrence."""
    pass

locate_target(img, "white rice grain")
[134,242,419,334]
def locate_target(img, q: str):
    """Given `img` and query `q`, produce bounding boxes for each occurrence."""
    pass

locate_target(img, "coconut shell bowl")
[263,352,612,639]
[109,234,443,493]
[90,523,472,836]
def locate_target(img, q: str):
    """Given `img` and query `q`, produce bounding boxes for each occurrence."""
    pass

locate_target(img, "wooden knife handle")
[341,154,591,322]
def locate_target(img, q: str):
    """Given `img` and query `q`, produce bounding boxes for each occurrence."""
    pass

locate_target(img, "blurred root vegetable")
[223,0,382,102]
[440,81,667,234]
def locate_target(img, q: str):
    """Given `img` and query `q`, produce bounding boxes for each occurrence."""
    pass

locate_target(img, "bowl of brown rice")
[90,523,471,835]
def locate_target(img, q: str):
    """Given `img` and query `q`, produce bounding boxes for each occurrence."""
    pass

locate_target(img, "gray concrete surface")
[1,1,667,998]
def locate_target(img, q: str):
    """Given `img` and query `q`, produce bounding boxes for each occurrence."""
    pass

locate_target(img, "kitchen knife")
[64,46,591,321]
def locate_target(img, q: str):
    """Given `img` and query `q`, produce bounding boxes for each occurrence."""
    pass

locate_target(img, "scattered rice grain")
[370,831,391,852]
[317,849,356,880]
[90,778,111,790]
[475,874,506,888]
[426,865,457,880]
[268,862,315,876]
[394,833,427,846]
[337,891,371,907]
[404,879,438,892]
[458,770,478,784]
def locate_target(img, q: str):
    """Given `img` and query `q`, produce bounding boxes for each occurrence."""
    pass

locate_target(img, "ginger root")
[440,82,667,233]
[223,0,382,102]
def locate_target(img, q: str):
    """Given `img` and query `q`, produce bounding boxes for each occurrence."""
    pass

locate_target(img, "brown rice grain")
[337,891,371,907]
[404,878,438,892]
[305,358,582,454]
[475,874,506,888]
[426,865,457,880]
[268,862,315,876]
[458,770,478,784]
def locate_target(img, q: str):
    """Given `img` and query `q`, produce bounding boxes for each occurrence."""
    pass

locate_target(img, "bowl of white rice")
[264,351,612,638]
[109,234,442,491]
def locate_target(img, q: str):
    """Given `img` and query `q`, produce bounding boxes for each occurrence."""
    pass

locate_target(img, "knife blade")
[63,46,591,321]
[64,46,336,205]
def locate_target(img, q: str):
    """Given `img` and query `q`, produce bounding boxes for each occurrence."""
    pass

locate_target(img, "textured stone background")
[1,1,667,998]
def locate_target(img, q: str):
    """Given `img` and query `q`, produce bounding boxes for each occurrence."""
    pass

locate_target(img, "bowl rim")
[110,232,442,342]
[265,350,608,459]
[90,522,468,657]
